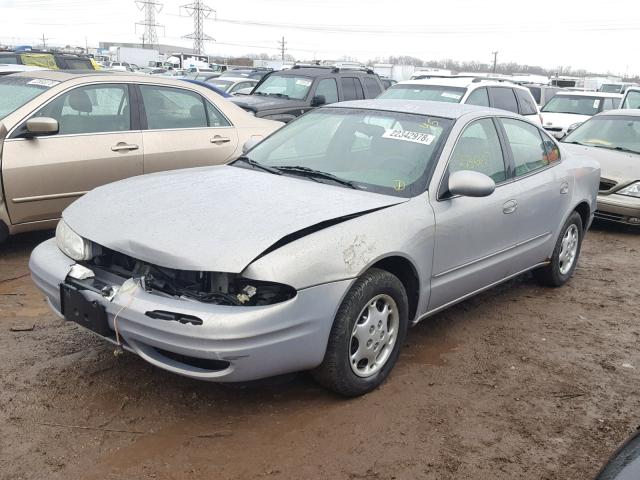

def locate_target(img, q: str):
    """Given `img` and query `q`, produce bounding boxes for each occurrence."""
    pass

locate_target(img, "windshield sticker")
[441,92,462,100]
[295,79,312,87]
[383,129,435,145]
[27,79,59,88]
[593,99,601,108]
[393,180,406,191]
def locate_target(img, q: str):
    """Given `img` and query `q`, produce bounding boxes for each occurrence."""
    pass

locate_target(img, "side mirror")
[448,170,496,197]
[242,137,262,154]
[311,95,326,107]
[25,117,59,137]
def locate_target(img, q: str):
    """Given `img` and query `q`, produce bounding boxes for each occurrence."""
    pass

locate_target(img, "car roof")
[213,76,257,83]
[555,91,623,98]
[597,108,640,117]
[327,99,505,119]
[274,67,374,77]
[393,76,529,90]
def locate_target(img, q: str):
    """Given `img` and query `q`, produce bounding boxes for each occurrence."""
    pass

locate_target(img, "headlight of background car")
[617,181,640,198]
[56,220,93,261]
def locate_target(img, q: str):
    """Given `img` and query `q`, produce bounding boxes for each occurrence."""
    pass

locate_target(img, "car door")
[497,117,567,271]
[429,117,521,310]
[2,83,143,225]
[137,84,239,174]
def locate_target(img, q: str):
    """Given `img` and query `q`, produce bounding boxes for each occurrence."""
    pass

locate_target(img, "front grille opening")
[599,178,618,192]
[155,347,231,371]
[84,246,296,307]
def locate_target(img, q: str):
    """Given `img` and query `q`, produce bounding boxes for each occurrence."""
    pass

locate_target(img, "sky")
[1,0,639,76]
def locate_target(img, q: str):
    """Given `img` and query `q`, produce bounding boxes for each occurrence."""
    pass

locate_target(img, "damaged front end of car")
[76,244,297,308]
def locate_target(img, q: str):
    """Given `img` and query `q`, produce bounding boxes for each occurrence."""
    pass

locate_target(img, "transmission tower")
[181,0,215,54]
[135,0,164,49]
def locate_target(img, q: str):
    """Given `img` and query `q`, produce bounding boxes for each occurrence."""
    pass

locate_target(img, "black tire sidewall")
[551,212,583,284]
[317,269,409,396]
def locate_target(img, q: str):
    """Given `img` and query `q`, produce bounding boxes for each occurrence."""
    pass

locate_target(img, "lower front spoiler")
[596,195,640,226]
[30,238,353,382]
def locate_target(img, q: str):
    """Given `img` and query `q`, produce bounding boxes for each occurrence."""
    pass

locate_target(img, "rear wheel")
[533,211,583,287]
[312,268,408,397]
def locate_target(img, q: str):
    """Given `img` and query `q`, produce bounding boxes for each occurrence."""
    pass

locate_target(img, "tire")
[312,268,409,397]
[533,211,583,287]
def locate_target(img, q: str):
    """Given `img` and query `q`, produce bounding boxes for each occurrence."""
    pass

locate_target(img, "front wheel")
[533,211,583,287]
[312,268,409,397]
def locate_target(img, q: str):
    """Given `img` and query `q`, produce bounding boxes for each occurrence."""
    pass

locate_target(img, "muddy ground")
[1,223,638,480]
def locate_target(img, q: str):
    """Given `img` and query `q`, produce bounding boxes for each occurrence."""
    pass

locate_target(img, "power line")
[181,0,215,55]
[135,0,164,49]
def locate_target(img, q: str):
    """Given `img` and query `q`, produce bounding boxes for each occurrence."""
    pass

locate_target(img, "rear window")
[0,76,57,120]
[526,86,541,104]
[60,58,93,70]
[514,88,538,115]
[490,87,518,113]
[379,84,466,103]
[363,77,382,98]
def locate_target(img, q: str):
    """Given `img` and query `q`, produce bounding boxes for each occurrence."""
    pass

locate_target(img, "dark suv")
[230,65,384,122]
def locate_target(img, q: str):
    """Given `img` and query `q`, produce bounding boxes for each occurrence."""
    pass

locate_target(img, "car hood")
[63,166,406,273]
[541,112,590,129]
[230,94,307,112]
[562,143,640,184]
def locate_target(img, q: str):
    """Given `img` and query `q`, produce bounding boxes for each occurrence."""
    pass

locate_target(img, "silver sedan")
[29,100,600,396]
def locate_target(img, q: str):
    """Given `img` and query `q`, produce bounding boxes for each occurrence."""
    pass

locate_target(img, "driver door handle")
[211,136,231,144]
[111,143,139,152]
[503,199,518,214]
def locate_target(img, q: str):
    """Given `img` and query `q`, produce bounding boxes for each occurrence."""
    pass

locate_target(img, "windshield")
[542,95,603,115]
[0,76,56,121]
[239,107,453,197]
[599,84,622,93]
[207,79,234,91]
[379,84,466,103]
[564,115,640,154]
[622,90,640,109]
[253,75,312,100]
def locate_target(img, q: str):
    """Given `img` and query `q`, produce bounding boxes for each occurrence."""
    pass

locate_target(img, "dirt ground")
[1,223,638,480]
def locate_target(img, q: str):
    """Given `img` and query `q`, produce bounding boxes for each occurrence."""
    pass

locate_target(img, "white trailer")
[109,47,161,68]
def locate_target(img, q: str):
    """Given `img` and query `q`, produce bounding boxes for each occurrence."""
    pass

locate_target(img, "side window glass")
[340,77,358,101]
[315,78,338,104]
[140,85,208,130]
[514,88,538,115]
[603,98,616,110]
[205,101,231,127]
[363,77,382,98]
[501,118,550,176]
[448,118,506,183]
[33,84,130,135]
[490,87,518,113]
[465,87,489,107]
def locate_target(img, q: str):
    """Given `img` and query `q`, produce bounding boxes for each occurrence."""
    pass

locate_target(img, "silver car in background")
[29,100,600,396]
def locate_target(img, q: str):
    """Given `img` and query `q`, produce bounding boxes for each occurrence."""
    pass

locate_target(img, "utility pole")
[135,0,164,49]
[181,0,215,55]
[492,51,498,73]
[278,36,286,61]
[41,33,47,50]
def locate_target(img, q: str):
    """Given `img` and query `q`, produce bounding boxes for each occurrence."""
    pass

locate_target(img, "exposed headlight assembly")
[56,219,93,261]
[617,181,640,198]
